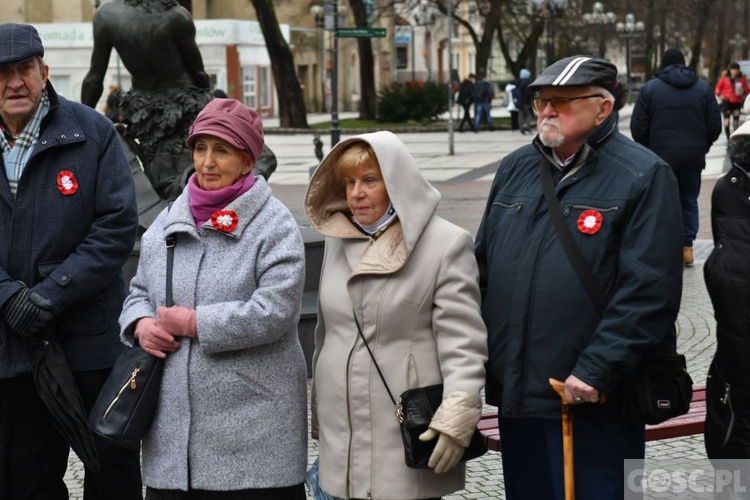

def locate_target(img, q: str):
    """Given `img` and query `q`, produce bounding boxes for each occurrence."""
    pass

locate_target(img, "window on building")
[50,76,70,99]
[242,66,257,109]
[396,46,408,69]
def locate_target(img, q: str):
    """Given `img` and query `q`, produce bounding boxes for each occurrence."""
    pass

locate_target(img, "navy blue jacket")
[476,114,684,419]
[0,84,138,377]
[630,64,722,170]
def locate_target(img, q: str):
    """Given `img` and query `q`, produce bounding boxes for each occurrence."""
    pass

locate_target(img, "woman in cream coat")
[305,131,488,499]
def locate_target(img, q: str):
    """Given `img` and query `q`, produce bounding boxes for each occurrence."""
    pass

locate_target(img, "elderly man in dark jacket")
[476,56,683,499]
[0,24,140,498]
[630,48,722,267]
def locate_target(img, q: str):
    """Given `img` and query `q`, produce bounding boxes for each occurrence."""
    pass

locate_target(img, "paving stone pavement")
[65,108,728,499]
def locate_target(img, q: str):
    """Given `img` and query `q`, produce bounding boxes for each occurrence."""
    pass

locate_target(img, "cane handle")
[549,378,567,403]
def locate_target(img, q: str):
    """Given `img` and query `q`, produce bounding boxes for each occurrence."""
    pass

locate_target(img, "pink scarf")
[188,172,255,228]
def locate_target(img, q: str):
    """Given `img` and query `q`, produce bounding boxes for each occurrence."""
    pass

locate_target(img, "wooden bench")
[478,388,706,452]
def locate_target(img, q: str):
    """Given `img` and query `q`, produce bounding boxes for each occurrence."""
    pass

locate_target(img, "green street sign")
[337,27,386,38]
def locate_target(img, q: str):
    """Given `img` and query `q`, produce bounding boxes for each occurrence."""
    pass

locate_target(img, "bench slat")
[479,387,706,451]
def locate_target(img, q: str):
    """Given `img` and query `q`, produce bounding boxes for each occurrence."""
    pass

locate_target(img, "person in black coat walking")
[630,48,722,267]
[703,118,750,460]
[456,74,476,132]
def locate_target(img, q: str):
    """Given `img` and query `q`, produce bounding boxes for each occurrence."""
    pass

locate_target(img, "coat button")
[731,177,738,184]
[41,140,47,145]
[74,133,80,138]
[60,135,67,139]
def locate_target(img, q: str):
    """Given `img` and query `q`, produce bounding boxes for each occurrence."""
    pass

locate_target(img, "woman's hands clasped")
[419,428,464,474]
[134,306,198,358]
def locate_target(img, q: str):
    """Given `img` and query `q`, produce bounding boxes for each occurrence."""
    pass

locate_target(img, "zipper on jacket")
[103,366,140,419]
[563,204,620,216]
[492,200,524,212]
[720,382,735,448]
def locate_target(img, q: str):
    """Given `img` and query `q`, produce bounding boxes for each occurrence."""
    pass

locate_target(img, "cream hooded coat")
[305,131,488,499]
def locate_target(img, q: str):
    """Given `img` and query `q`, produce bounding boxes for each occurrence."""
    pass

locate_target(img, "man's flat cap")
[0,23,44,68]
[528,56,618,93]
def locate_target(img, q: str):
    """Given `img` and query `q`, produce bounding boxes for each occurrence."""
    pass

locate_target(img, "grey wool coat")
[119,176,308,491]
[305,131,488,499]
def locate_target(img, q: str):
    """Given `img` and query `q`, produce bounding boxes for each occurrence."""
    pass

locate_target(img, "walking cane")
[549,378,575,500]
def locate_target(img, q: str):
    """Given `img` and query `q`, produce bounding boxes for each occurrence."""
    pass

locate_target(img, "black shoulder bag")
[88,232,175,450]
[353,312,487,468]
[539,159,692,425]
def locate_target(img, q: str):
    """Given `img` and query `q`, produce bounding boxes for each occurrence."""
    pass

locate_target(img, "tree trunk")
[250,0,309,128]
[349,0,376,120]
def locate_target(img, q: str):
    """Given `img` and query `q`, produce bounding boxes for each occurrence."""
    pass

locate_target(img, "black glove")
[2,288,54,337]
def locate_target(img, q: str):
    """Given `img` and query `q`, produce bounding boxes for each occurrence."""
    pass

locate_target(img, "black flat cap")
[528,56,618,93]
[0,23,44,68]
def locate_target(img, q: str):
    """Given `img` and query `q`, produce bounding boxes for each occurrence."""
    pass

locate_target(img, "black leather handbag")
[89,233,175,450]
[396,384,488,468]
[539,159,692,425]
[354,314,487,469]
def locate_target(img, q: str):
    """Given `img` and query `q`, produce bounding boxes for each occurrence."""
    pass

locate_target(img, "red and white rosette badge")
[57,170,78,195]
[211,210,239,233]
[577,209,602,235]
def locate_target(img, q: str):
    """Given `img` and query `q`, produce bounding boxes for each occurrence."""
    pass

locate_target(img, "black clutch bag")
[396,384,488,469]
[89,346,164,450]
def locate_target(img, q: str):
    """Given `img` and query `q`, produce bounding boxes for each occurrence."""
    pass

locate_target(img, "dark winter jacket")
[704,162,750,458]
[457,78,474,106]
[0,84,138,377]
[476,113,684,419]
[472,79,494,104]
[630,64,722,170]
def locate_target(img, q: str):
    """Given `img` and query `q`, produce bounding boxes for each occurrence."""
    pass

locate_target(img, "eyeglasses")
[531,94,604,113]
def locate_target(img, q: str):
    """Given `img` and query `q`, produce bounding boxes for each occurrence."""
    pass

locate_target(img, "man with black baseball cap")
[0,23,141,499]
[476,55,683,499]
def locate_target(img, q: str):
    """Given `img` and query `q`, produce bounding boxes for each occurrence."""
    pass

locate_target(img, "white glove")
[419,428,464,474]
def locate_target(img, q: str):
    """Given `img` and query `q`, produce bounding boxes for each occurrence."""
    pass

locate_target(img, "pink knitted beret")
[186,98,264,161]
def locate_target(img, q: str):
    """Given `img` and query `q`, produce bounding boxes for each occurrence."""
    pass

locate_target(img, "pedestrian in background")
[473,72,495,131]
[504,80,520,133]
[0,23,141,498]
[456,73,476,132]
[119,98,308,498]
[305,131,488,499]
[703,111,750,460]
[630,48,722,267]
[476,56,683,499]
[715,62,749,139]
[516,68,533,134]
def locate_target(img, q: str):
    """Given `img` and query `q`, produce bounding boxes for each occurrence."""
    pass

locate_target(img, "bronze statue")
[81,0,212,201]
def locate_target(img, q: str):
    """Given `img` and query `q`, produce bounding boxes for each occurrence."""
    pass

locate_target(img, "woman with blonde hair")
[305,131,488,499]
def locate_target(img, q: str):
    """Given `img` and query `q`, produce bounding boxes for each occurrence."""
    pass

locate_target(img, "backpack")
[511,86,522,106]
[474,82,490,103]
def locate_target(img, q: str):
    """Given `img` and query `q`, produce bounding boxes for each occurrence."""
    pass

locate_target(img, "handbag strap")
[539,158,606,316]
[165,202,175,308]
[353,310,397,406]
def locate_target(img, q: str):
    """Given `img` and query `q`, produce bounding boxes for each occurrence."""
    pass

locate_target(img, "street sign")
[337,27,386,38]
[394,26,412,44]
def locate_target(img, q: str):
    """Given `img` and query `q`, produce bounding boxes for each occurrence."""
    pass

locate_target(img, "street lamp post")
[310,5,326,113]
[447,0,454,156]
[529,0,568,67]
[582,2,616,58]
[327,2,347,147]
[616,13,645,104]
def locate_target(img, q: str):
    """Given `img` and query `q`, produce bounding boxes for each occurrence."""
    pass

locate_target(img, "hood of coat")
[658,64,698,89]
[305,131,440,255]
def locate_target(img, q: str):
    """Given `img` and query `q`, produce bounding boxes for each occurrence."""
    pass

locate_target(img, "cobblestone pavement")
[65,108,728,499]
